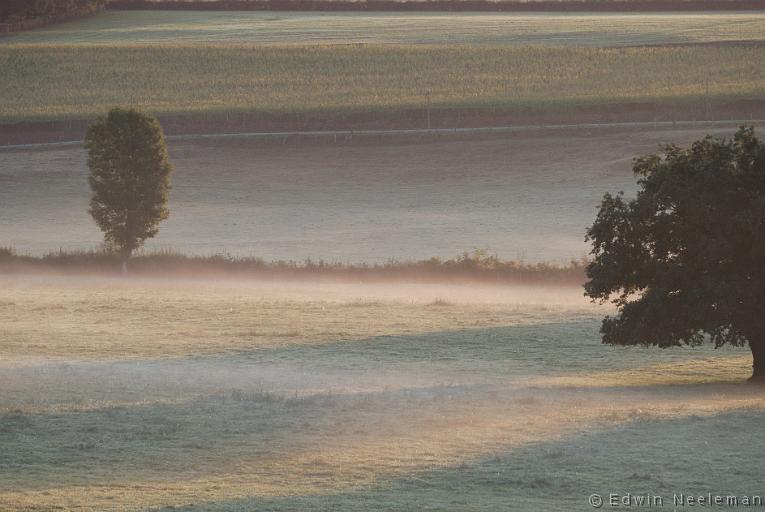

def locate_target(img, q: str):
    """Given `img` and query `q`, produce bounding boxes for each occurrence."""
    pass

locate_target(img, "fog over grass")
[3,125,762,512]
[0,275,761,511]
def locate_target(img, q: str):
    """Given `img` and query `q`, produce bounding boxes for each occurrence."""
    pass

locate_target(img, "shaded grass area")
[1,44,763,122]
[0,247,587,285]
[240,322,751,379]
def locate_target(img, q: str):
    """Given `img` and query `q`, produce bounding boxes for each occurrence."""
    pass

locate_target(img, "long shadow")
[220,319,746,376]
[0,378,533,489]
[150,407,765,512]
[2,375,760,493]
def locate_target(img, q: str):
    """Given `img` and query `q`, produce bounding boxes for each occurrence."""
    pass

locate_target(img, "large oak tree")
[584,126,765,382]
[85,108,173,273]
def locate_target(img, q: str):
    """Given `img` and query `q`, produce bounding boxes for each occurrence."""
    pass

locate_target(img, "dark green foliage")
[85,108,173,267]
[0,0,105,23]
[584,126,765,381]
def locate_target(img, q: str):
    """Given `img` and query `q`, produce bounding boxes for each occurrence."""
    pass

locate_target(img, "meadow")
[1,125,728,262]
[1,12,764,122]
[1,274,762,511]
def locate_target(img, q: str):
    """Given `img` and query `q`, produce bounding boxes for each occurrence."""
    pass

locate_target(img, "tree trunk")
[748,341,765,384]
[121,250,130,276]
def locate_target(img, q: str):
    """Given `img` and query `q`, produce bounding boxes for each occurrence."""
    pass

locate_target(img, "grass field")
[1,12,764,122]
[4,11,765,46]
[1,275,762,511]
[5,125,742,262]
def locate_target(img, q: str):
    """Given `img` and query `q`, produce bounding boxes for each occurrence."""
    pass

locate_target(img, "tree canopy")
[584,126,765,382]
[85,108,173,273]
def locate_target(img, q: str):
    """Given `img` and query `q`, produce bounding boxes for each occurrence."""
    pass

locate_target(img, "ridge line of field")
[105,0,765,12]
[2,118,762,151]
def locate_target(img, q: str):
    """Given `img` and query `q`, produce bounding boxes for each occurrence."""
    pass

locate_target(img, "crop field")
[1,275,762,511]
[1,44,763,122]
[4,125,750,262]
[1,44,764,122]
[0,12,764,122]
[4,11,765,46]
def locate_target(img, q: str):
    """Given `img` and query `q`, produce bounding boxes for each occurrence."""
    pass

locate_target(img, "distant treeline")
[106,0,765,11]
[0,0,105,30]
[1,0,106,22]
[0,248,586,285]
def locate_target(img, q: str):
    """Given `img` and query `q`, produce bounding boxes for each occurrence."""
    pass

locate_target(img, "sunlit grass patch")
[2,376,764,511]
[531,355,754,388]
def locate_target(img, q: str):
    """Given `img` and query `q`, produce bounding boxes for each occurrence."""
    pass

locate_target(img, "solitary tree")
[85,108,173,274]
[584,127,765,383]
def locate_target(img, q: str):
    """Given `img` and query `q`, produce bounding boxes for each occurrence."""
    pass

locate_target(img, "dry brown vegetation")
[0,248,587,285]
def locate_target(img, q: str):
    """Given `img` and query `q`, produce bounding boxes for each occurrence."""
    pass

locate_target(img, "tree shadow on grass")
[220,318,748,379]
[3,376,761,498]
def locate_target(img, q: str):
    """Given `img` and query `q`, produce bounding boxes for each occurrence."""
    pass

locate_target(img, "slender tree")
[85,108,173,274]
[584,126,765,383]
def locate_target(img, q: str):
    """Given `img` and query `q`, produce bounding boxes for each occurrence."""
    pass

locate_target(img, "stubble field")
[1,12,764,122]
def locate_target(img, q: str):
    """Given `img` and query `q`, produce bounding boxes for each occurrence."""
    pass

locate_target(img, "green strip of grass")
[1,44,763,122]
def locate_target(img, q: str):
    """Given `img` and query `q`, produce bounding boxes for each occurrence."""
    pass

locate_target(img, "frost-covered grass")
[0,276,761,511]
